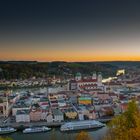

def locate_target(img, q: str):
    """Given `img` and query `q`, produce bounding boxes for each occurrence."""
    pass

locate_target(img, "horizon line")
[1,60,140,63]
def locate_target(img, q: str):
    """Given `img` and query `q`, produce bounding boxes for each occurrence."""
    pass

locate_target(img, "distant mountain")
[0,61,38,64]
[93,61,140,68]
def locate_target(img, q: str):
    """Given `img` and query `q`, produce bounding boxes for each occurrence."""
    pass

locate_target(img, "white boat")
[0,127,17,135]
[23,126,51,134]
[60,120,105,131]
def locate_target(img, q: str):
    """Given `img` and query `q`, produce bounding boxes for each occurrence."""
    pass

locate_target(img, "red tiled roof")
[126,80,140,84]
[40,102,49,105]
[79,84,98,88]
[109,92,117,96]
[77,79,97,83]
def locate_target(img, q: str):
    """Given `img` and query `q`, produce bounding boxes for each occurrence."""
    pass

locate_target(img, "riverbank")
[1,127,108,140]
[0,119,109,140]
[0,117,112,130]
[0,85,49,90]
[0,121,64,130]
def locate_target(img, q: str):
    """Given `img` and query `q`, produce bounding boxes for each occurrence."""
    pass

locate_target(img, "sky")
[0,0,140,62]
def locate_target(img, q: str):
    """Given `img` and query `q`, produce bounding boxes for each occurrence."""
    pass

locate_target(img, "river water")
[3,127,107,140]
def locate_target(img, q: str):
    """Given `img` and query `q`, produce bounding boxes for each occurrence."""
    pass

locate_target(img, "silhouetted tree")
[103,100,140,140]
[75,131,92,140]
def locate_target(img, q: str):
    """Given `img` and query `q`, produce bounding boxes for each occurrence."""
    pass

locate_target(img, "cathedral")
[69,72,105,92]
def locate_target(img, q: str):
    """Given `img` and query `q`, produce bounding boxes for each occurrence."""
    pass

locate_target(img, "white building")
[46,113,53,122]
[69,72,104,91]
[78,113,84,121]
[0,97,11,117]
[12,104,30,116]
[16,110,30,123]
[52,109,64,122]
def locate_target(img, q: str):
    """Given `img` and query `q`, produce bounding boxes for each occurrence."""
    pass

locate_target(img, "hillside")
[0,61,135,80]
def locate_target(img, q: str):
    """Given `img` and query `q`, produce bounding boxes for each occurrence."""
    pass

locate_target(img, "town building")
[16,109,30,123]
[0,97,9,117]
[12,103,31,116]
[68,72,105,92]
[63,109,77,120]
[46,113,53,122]
[78,96,92,105]
[52,109,64,122]
[30,108,42,121]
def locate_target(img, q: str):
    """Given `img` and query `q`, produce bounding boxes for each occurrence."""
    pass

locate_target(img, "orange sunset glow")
[1,37,140,62]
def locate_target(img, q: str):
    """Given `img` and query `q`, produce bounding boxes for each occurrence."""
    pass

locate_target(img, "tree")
[103,100,140,140]
[0,137,13,140]
[75,131,92,140]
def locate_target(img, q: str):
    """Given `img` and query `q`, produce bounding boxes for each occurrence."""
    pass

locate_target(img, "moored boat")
[60,120,105,131]
[0,127,17,135]
[23,126,51,134]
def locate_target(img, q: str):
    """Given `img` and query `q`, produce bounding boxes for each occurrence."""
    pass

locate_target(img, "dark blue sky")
[1,0,140,33]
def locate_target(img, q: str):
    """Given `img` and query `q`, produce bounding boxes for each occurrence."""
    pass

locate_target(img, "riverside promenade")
[0,117,113,130]
[0,121,64,129]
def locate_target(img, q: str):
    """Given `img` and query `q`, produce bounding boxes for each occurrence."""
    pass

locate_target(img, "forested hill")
[0,61,139,80]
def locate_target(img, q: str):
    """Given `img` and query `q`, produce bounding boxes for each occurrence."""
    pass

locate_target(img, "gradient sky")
[0,0,140,62]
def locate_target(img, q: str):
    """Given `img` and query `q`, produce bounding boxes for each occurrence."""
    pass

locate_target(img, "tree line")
[0,61,117,80]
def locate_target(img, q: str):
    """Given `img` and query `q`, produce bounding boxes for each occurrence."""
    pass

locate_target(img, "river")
[2,127,108,140]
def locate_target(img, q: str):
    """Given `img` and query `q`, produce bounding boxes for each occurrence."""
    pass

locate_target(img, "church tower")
[75,72,82,81]
[92,71,97,80]
[97,72,102,86]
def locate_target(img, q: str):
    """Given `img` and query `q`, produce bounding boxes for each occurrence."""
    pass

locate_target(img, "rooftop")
[16,109,30,115]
